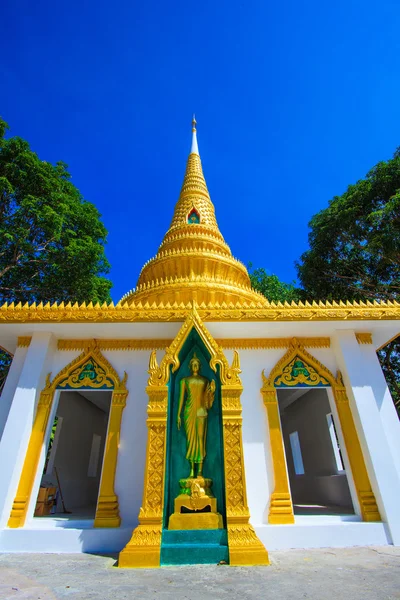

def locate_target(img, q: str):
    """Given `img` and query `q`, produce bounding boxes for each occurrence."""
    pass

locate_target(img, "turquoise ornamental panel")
[161,328,228,566]
[274,356,330,388]
[56,357,114,390]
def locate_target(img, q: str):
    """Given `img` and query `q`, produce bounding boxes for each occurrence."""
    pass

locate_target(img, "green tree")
[0,349,12,394]
[249,264,303,303]
[0,118,112,305]
[296,149,400,416]
[296,149,400,301]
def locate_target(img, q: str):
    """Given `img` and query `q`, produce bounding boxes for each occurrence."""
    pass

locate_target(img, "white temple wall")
[0,333,56,528]
[332,330,400,545]
[102,350,151,527]
[0,346,28,441]
[357,341,400,481]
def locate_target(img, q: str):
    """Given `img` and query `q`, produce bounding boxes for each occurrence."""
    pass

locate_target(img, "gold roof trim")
[1,299,399,322]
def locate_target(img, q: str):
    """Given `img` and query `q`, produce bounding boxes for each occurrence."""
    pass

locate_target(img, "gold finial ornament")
[121,122,269,308]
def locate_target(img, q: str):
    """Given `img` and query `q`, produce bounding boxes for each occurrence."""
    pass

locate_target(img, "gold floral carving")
[17,336,32,347]
[0,299,399,323]
[355,333,373,345]
[119,380,168,567]
[119,307,269,568]
[8,342,128,530]
[261,338,381,524]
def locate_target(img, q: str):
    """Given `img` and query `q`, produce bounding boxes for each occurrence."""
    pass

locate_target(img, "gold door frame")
[8,341,127,529]
[261,338,381,524]
[119,307,269,568]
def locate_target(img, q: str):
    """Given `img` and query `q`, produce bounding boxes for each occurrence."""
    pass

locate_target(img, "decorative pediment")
[148,306,241,388]
[44,341,127,393]
[262,337,337,390]
[274,356,329,387]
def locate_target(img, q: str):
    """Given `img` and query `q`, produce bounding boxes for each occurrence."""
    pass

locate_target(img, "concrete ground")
[0,546,399,600]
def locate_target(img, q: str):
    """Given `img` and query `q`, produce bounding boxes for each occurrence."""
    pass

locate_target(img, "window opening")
[326,413,345,472]
[187,208,200,224]
[289,431,305,475]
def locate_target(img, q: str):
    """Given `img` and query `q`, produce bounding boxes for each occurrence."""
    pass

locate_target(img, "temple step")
[161,529,229,565]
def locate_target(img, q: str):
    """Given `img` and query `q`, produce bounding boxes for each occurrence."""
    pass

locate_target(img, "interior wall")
[42,391,109,511]
[280,388,353,509]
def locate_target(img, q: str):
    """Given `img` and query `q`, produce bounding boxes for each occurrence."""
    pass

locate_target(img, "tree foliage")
[249,264,303,303]
[296,149,400,302]
[0,117,112,305]
[296,149,400,417]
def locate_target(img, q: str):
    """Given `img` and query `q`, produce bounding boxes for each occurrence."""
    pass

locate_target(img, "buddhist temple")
[0,119,399,566]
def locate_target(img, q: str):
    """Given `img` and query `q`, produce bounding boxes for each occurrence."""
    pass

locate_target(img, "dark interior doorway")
[35,390,112,520]
[277,387,355,516]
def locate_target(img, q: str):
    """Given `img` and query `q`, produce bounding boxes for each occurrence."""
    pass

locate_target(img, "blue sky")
[1,0,400,302]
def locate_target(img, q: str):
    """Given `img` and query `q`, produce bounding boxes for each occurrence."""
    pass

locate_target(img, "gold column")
[332,381,381,521]
[94,388,127,527]
[8,388,53,528]
[261,387,294,524]
[119,386,168,568]
[222,385,270,566]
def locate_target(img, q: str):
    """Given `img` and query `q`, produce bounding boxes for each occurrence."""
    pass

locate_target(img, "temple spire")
[191,114,199,155]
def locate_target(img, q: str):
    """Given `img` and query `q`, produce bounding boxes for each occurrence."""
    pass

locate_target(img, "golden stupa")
[122,118,268,308]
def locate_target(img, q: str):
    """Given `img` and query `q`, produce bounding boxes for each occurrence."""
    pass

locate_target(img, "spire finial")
[191,114,199,155]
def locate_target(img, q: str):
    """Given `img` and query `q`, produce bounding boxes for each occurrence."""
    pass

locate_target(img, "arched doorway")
[8,342,127,529]
[261,339,381,524]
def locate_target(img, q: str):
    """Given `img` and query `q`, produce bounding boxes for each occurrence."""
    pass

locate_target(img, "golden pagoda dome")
[121,118,269,308]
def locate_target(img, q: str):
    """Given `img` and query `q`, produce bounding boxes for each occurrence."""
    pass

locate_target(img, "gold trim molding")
[0,300,399,323]
[8,343,128,529]
[218,337,330,349]
[57,339,172,351]
[56,337,331,352]
[17,336,32,347]
[356,333,373,345]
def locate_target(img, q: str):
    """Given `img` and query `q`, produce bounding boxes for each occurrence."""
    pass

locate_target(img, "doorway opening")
[34,390,111,521]
[277,387,355,516]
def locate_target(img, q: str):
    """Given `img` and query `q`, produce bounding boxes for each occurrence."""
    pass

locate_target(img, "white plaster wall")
[0,333,56,528]
[358,342,400,481]
[0,347,28,440]
[332,331,400,545]
[102,350,152,527]
[237,349,281,525]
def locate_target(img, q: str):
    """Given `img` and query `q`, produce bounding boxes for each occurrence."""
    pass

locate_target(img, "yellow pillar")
[261,387,294,524]
[332,383,381,522]
[8,389,53,528]
[94,389,127,527]
[118,386,168,568]
[222,386,270,566]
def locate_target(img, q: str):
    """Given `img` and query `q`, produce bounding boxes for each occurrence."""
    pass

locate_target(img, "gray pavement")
[0,546,399,600]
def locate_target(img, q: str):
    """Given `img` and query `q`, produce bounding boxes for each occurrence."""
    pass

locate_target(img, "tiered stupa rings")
[121,118,269,308]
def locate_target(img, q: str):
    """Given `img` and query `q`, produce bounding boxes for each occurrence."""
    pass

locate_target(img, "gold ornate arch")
[119,307,269,568]
[261,338,380,524]
[8,341,128,529]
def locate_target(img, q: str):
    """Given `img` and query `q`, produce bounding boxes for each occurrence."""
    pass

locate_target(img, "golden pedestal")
[168,476,223,530]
